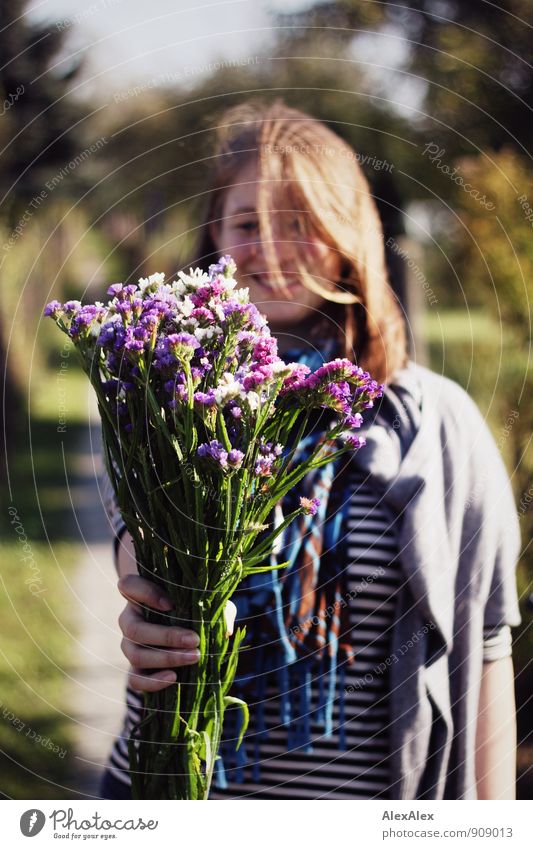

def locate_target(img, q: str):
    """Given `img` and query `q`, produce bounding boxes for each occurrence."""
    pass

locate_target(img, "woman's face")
[210,158,342,334]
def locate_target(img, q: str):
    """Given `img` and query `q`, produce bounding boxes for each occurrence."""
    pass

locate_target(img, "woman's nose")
[247,230,293,268]
[246,233,266,263]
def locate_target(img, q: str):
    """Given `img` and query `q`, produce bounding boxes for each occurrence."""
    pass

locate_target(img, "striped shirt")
[103,468,512,799]
[108,469,401,798]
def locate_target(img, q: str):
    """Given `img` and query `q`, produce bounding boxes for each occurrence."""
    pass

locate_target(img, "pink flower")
[299,497,320,516]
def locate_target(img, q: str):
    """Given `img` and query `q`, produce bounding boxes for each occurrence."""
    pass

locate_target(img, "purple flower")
[227,449,244,469]
[154,333,199,369]
[235,330,260,346]
[140,311,161,332]
[243,365,273,392]
[69,304,106,338]
[44,300,63,319]
[197,439,228,469]
[344,434,366,450]
[167,333,199,359]
[98,320,127,351]
[191,364,211,381]
[97,320,122,348]
[190,306,214,323]
[322,381,351,413]
[259,441,283,457]
[280,363,311,394]
[254,441,283,476]
[142,298,172,320]
[194,390,216,407]
[63,300,82,316]
[299,496,320,516]
[244,303,267,331]
[124,325,148,354]
[107,283,123,297]
[255,456,274,477]
[209,255,237,278]
[252,336,278,366]
[102,379,128,399]
[303,358,359,390]
[343,412,363,429]
[115,300,133,320]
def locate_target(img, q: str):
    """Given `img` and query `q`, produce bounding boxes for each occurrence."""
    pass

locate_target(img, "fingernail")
[158,596,173,610]
[182,634,199,648]
[160,671,176,682]
[184,650,200,662]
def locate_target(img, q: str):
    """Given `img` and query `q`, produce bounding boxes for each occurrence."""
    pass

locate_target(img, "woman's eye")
[236,220,258,232]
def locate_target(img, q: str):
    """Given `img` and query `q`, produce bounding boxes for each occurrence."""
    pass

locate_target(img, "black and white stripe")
[107,469,401,798]
[104,467,512,798]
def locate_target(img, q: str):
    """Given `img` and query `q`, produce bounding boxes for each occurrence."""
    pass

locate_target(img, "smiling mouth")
[249,273,302,292]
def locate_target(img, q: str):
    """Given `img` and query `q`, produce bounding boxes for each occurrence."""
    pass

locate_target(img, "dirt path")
[67,389,128,798]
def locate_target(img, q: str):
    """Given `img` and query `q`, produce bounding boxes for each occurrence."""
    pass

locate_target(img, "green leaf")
[223,696,249,750]
[243,559,290,575]
[201,730,212,775]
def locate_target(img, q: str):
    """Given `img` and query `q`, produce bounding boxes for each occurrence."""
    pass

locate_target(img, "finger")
[224,600,237,637]
[117,573,173,613]
[128,668,178,693]
[120,638,200,670]
[119,605,199,649]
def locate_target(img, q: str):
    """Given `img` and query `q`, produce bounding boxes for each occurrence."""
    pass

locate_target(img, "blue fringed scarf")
[215,344,382,788]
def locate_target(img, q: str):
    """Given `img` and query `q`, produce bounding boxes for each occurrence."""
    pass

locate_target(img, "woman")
[100,99,520,800]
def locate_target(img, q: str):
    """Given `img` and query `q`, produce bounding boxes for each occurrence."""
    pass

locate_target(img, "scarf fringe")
[214,642,348,788]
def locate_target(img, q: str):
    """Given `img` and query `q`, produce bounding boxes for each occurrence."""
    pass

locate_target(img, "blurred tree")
[456,150,533,342]
[0,0,87,216]
[90,56,417,310]
[276,0,533,156]
[274,0,533,307]
[0,0,86,468]
[454,149,533,793]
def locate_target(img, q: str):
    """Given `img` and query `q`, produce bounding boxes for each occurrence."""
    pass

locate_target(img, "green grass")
[0,541,79,799]
[31,356,89,425]
[423,308,512,424]
[422,308,501,344]
[0,368,90,798]
[424,308,533,800]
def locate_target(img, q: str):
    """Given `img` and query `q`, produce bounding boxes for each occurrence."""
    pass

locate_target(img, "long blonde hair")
[195,99,407,385]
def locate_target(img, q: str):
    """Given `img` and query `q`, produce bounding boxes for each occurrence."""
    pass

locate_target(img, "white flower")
[235,287,249,304]
[138,272,165,294]
[182,317,199,331]
[177,267,210,290]
[179,296,195,317]
[171,279,187,296]
[214,373,243,404]
[213,303,226,322]
[195,325,223,342]
[194,327,214,342]
[272,361,295,378]
[244,391,260,411]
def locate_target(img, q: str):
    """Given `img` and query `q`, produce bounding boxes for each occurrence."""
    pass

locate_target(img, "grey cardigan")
[102,360,521,800]
[354,360,521,799]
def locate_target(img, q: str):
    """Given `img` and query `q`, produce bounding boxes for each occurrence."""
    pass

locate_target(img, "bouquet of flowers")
[45,256,382,799]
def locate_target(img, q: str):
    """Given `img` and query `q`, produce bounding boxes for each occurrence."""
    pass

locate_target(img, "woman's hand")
[117,573,236,693]
[118,574,200,693]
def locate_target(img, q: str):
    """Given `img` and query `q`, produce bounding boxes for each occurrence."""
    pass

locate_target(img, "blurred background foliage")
[0,0,531,797]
